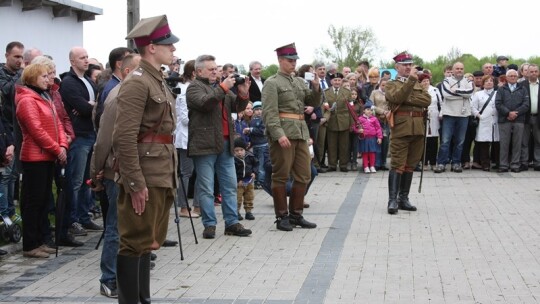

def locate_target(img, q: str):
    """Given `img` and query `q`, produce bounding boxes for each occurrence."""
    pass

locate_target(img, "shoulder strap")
[479,90,495,115]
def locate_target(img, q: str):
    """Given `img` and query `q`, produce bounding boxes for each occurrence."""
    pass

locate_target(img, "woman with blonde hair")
[16,63,68,258]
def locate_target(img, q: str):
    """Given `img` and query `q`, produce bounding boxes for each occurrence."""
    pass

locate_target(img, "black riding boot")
[272,186,293,231]
[387,170,400,214]
[117,255,140,304]
[289,184,316,229]
[397,172,417,211]
[139,252,152,304]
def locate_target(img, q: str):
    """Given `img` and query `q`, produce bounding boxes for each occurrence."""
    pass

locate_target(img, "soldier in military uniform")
[262,43,321,231]
[112,15,179,304]
[385,52,431,214]
[324,72,352,172]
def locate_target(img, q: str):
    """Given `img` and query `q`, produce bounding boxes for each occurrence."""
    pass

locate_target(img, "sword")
[418,110,429,193]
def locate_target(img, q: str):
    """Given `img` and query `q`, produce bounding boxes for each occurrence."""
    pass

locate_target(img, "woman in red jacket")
[15,63,68,258]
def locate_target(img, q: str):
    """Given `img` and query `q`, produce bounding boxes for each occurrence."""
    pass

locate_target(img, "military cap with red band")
[126,15,179,47]
[275,42,299,59]
[393,52,413,64]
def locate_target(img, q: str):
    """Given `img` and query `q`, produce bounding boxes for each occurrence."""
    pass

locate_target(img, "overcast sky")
[79,0,538,70]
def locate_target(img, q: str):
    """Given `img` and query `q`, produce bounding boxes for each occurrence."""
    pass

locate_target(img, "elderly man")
[434,62,474,173]
[262,43,321,231]
[186,55,252,239]
[385,52,431,214]
[112,15,179,303]
[324,72,352,172]
[495,69,529,172]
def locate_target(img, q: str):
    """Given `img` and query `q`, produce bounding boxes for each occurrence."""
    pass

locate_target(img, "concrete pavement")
[1,168,539,303]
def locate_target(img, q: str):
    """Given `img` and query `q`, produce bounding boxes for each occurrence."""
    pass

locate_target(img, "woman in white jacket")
[471,75,499,171]
[419,73,441,170]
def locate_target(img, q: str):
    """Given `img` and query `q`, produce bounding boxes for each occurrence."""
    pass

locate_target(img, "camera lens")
[233,74,246,85]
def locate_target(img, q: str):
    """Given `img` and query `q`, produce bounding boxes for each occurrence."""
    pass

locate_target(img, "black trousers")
[21,161,55,251]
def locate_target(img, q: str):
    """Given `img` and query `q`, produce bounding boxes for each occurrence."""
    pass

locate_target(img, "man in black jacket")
[519,64,540,171]
[248,60,265,102]
[59,46,101,247]
[495,69,529,172]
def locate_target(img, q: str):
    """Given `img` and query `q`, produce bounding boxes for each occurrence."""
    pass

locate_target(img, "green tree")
[261,64,278,79]
[315,25,380,69]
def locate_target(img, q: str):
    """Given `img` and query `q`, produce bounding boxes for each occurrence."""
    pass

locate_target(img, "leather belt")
[395,111,424,117]
[279,113,304,120]
[137,133,173,144]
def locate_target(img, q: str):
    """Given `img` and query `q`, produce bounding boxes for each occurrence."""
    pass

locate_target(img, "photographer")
[186,55,252,239]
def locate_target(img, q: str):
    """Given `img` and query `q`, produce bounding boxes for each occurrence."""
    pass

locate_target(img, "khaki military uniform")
[113,59,178,256]
[262,71,320,217]
[324,87,352,170]
[385,76,431,172]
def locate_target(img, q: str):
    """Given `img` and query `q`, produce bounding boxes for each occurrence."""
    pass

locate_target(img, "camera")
[233,74,246,86]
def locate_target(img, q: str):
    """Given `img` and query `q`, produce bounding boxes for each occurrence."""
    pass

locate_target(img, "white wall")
[0,1,84,74]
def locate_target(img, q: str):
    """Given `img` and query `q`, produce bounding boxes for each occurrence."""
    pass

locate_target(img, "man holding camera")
[186,55,252,239]
[262,43,321,231]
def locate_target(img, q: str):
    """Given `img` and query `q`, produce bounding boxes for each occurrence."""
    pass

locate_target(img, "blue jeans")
[66,134,95,225]
[100,178,118,284]
[0,158,18,217]
[437,116,468,165]
[192,140,238,228]
[252,144,268,185]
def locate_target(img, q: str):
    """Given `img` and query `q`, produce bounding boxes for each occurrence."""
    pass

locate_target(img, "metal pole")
[127,0,140,50]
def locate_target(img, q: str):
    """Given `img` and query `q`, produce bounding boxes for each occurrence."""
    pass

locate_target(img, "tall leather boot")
[387,170,400,214]
[289,184,316,228]
[397,172,417,211]
[139,253,151,304]
[117,255,140,304]
[272,186,292,231]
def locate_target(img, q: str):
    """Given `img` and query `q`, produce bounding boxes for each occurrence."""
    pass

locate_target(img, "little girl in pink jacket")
[358,101,383,173]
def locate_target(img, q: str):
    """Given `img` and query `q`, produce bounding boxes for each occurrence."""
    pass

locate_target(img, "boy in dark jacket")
[233,138,258,220]
[244,101,267,189]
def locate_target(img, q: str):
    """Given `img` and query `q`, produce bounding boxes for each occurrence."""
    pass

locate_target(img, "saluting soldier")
[324,72,352,172]
[385,52,431,214]
[262,43,321,231]
[112,15,179,304]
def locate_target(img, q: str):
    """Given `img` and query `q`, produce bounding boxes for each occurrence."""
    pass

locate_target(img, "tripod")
[175,149,199,260]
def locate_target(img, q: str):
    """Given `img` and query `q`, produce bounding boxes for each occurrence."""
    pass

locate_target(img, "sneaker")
[369,166,377,173]
[82,220,103,231]
[452,164,462,173]
[433,164,446,173]
[9,214,22,224]
[39,245,56,254]
[245,212,255,220]
[69,222,88,236]
[100,281,118,298]
[364,167,370,173]
[224,223,252,236]
[203,226,216,239]
[23,248,49,258]
[238,213,244,221]
[214,195,222,206]
[57,234,84,247]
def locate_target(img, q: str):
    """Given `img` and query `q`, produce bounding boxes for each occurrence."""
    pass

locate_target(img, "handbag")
[469,90,495,128]
[346,101,363,137]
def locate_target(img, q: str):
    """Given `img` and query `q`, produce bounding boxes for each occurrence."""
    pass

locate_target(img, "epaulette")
[132,67,143,76]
